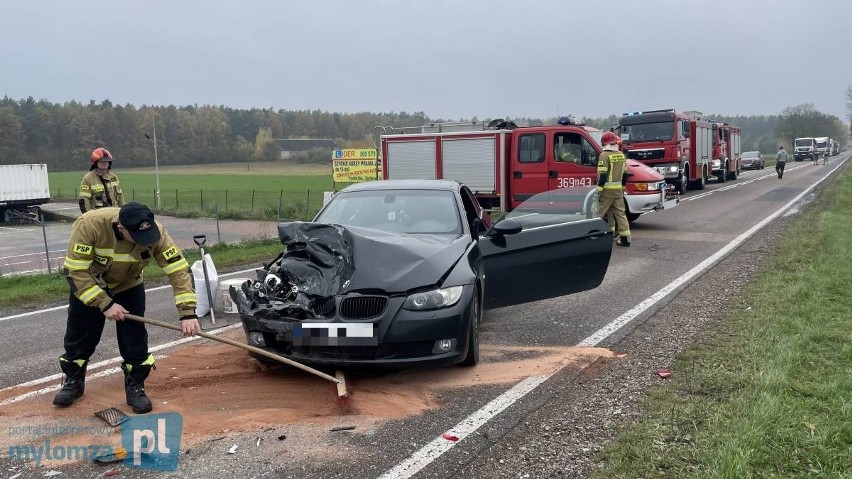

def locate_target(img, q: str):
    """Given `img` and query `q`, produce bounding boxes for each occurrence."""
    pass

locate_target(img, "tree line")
[0,95,848,172]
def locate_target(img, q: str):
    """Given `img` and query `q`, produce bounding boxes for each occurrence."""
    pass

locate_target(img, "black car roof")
[339,179,461,192]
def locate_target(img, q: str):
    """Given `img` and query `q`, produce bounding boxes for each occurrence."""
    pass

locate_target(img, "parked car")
[740,151,765,170]
[233,179,612,368]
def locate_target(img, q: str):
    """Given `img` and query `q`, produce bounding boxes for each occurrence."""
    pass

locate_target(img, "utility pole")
[142,106,161,209]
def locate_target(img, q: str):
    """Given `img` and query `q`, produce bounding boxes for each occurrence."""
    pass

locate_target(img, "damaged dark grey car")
[232,180,612,367]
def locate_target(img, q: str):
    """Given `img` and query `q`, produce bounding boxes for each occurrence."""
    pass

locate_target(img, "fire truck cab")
[710,122,742,183]
[618,109,715,194]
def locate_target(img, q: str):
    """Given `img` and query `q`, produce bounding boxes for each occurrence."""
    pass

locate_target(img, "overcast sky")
[2,0,850,122]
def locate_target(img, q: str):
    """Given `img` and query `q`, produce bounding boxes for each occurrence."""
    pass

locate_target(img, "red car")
[740,151,765,170]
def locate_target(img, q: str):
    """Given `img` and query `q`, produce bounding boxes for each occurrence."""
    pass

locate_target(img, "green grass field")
[594,165,852,477]
[49,162,337,220]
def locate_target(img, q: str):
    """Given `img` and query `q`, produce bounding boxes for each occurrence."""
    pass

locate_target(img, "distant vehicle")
[814,137,829,158]
[793,137,818,162]
[740,151,765,170]
[0,164,50,223]
[234,179,613,367]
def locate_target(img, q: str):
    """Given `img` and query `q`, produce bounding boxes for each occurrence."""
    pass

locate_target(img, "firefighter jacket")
[597,150,628,197]
[62,208,196,317]
[79,170,124,212]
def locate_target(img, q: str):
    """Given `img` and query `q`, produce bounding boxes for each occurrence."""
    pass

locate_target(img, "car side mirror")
[487,218,523,236]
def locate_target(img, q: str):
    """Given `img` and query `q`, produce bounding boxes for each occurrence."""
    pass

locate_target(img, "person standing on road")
[79,148,124,214]
[54,202,201,414]
[597,131,630,247]
[776,145,788,179]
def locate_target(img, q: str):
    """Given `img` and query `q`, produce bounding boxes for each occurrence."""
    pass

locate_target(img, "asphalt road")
[0,153,848,478]
[0,205,278,275]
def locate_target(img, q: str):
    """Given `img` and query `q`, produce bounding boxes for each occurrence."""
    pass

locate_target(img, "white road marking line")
[377,155,848,479]
[0,268,258,322]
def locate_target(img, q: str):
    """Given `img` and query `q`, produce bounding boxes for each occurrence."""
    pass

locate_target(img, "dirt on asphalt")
[0,329,615,469]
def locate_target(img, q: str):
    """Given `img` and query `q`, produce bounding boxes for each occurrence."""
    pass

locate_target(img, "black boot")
[123,362,153,414]
[616,236,631,247]
[53,358,87,407]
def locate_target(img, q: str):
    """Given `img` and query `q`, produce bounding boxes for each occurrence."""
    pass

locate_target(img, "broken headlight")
[403,286,463,311]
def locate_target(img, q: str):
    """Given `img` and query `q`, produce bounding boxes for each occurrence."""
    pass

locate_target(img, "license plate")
[292,323,378,346]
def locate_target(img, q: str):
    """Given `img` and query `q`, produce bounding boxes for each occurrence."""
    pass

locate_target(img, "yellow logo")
[162,246,179,260]
[80,184,90,191]
[93,255,108,266]
[73,243,92,255]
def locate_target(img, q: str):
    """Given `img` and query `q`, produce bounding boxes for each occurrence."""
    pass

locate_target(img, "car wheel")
[626,212,641,223]
[677,167,688,195]
[692,169,706,190]
[459,287,481,367]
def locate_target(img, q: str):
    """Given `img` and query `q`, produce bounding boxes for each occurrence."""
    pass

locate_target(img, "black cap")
[118,202,161,245]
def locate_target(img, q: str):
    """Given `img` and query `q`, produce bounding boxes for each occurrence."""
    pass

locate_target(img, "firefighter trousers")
[598,192,630,239]
[62,283,150,366]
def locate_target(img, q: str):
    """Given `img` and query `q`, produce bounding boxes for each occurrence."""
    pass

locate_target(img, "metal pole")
[215,202,221,243]
[152,111,161,210]
[144,106,161,210]
[40,210,51,274]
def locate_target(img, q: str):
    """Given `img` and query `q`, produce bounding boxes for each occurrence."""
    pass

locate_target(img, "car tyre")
[677,167,688,195]
[459,287,481,367]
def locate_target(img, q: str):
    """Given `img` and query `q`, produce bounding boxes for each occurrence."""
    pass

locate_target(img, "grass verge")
[0,238,284,312]
[593,165,852,477]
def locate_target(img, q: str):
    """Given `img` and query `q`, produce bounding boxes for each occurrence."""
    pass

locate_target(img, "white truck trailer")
[0,164,51,222]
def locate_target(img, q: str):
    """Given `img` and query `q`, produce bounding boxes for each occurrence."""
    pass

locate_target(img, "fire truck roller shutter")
[387,141,437,180]
[441,138,497,193]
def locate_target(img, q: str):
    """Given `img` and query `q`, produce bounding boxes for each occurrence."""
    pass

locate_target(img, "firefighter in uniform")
[597,131,631,247]
[54,202,201,414]
[79,148,124,213]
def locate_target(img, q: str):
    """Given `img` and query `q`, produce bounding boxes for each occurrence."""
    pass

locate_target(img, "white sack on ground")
[191,253,219,317]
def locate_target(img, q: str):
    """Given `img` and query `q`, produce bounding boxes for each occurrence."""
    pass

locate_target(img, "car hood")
[274,222,469,295]
[626,159,664,182]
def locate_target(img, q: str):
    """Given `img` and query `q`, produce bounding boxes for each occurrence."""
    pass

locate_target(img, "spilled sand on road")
[0,329,617,465]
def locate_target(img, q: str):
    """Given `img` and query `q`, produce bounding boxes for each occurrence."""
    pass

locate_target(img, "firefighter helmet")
[91,148,113,165]
[601,131,619,146]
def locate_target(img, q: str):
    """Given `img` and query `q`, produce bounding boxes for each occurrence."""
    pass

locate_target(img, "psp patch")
[73,243,93,255]
[162,246,179,261]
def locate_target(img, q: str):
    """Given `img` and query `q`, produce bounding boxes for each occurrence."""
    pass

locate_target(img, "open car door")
[479,188,612,309]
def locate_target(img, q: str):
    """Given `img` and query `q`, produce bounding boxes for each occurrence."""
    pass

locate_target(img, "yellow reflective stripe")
[162,258,189,275]
[174,292,196,305]
[107,282,120,289]
[93,248,138,263]
[78,285,104,304]
[91,184,105,192]
[79,191,92,198]
[63,257,92,270]
[603,183,623,189]
[141,354,155,366]
[112,254,138,263]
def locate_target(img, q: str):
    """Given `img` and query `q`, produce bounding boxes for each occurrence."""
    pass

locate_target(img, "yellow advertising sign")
[332,149,380,183]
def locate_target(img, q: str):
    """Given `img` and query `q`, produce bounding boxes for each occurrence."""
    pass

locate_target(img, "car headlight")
[712,160,721,167]
[668,166,679,173]
[403,286,464,310]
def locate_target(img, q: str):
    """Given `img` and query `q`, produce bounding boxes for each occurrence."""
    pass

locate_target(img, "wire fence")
[0,207,280,277]
[52,188,331,221]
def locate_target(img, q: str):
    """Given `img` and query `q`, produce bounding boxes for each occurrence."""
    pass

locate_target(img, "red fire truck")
[618,109,733,194]
[710,122,742,183]
[379,118,677,222]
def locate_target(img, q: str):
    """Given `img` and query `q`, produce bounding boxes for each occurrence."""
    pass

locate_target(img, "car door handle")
[548,170,558,178]
[586,229,607,239]
[513,171,523,179]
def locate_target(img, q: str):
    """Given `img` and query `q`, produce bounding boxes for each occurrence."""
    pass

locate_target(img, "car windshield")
[620,122,674,143]
[315,189,463,235]
[742,151,760,158]
[504,186,599,228]
[795,139,813,146]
